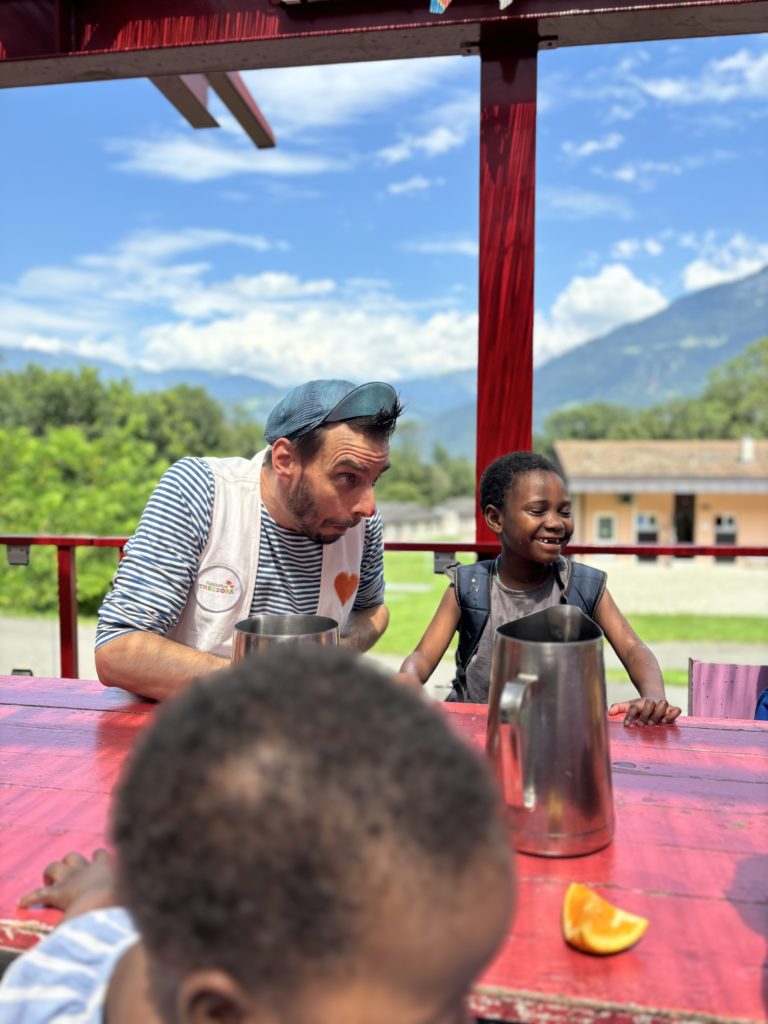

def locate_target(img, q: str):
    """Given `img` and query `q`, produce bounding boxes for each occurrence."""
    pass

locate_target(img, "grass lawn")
[380,552,766,671]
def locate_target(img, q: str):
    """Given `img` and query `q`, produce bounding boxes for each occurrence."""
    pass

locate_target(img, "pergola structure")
[1,0,765,543]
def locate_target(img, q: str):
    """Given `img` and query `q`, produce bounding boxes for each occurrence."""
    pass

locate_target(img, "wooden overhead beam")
[149,74,219,129]
[1,0,766,88]
[207,71,275,148]
[148,71,275,147]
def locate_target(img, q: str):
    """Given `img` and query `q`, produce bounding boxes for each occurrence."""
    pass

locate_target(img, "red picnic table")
[0,674,766,1023]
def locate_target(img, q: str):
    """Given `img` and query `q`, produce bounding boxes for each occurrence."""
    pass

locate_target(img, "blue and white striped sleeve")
[95,458,215,649]
[0,908,138,1024]
[353,509,385,610]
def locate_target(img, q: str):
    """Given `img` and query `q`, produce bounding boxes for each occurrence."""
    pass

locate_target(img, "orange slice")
[563,883,649,955]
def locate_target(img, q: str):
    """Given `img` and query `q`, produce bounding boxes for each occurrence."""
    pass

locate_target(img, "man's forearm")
[95,631,229,701]
[340,604,389,653]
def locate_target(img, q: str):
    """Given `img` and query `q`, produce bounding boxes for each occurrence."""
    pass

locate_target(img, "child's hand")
[18,850,115,920]
[393,670,424,692]
[608,698,682,727]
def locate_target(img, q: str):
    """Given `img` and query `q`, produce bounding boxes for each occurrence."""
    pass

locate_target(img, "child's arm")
[17,850,116,923]
[397,584,461,686]
[594,589,682,727]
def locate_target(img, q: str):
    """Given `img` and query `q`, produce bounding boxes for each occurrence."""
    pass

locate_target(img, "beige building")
[553,439,768,559]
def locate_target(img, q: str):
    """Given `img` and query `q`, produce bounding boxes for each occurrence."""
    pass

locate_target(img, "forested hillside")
[1,337,764,617]
[0,368,471,615]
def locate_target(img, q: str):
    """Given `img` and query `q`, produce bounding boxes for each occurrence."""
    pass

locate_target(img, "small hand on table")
[18,849,115,922]
[609,698,682,727]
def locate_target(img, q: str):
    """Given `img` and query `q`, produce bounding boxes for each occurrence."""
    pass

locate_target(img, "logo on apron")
[194,563,243,613]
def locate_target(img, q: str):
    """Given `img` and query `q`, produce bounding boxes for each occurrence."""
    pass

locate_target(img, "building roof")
[554,439,768,494]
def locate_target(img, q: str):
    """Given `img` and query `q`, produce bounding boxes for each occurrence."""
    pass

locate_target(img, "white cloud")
[611,236,664,259]
[378,125,465,165]
[141,305,477,382]
[534,264,668,365]
[241,58,464,137]
[402,239,478,257]
[376,90,477,165]
[387,175,443,195]
[107,133,347,181]
[0,227,478,382]
[562,133,623,159]
[607,159,683,187]
[680,232,768,290]
[538,186,633,221]
[594,149,734,190]
[633,46,768,104]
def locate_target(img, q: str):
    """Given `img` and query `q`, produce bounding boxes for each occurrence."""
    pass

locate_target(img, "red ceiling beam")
[1,0,767,88]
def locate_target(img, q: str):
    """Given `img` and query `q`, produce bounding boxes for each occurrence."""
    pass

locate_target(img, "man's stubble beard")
[286,473,356,545]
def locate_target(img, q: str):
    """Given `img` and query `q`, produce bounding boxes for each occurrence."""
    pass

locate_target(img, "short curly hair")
[479,451,564,512]
[111,646,504,1011]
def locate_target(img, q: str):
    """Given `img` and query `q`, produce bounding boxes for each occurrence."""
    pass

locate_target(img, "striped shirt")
[96,457,385,649]
[0,909,137,1023]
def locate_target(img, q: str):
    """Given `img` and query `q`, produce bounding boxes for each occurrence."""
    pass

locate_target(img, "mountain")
[533,264,768,430]
[1,266,765,461]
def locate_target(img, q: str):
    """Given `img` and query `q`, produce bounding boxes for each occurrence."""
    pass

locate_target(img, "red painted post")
[476,43,538,544]
[56,546,79,679]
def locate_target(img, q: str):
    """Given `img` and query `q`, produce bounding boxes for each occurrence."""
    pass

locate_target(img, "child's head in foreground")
[479,451,572,562]
[112,646,514,1024]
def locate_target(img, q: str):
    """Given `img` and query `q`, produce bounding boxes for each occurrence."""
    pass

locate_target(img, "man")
[96,379,401,700]
[2,648,516,1024]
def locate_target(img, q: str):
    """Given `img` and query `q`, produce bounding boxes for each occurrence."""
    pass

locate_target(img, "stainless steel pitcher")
[232,614,339,661]
[485,605,614,857]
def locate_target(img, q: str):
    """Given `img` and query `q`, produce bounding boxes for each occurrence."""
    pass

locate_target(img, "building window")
[636,513,658,562]
[714,514,737,562]
[595,515,616,542]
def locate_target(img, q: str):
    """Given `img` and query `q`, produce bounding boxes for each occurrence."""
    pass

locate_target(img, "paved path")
[1,561,765,717]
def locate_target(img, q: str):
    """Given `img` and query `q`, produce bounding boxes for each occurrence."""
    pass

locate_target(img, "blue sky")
[1,34,766,385]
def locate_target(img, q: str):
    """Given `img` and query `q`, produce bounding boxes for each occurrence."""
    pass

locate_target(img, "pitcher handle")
[499,674,536,809]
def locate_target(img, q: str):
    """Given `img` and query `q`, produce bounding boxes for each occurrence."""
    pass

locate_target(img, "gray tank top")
[445,559,569,702]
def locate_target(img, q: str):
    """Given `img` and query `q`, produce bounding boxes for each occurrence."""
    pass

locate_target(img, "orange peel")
[563,882,649,955]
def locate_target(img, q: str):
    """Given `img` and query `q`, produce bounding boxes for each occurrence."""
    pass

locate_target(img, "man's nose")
[352,485,376,518]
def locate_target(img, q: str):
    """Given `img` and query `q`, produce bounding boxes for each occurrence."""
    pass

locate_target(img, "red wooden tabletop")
[1,676,766,1023]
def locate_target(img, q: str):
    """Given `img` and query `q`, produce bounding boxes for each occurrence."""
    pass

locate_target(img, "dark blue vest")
[449,558,607,702]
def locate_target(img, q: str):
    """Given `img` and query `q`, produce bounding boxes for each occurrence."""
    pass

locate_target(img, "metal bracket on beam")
[434,551,456,574]
[6,544,30,566]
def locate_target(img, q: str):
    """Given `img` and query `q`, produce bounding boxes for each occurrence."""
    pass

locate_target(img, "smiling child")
[399,451,681,727]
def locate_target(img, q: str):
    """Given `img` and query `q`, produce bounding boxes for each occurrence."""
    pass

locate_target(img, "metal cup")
[231,614,340,662]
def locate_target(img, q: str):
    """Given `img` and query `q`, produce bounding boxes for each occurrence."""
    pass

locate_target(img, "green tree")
[540,337,768,444]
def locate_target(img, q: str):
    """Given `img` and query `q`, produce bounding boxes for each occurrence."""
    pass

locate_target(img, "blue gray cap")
[264,379,398,444]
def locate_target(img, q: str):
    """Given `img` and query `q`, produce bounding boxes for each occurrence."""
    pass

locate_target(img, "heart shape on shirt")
[334,572,360,606]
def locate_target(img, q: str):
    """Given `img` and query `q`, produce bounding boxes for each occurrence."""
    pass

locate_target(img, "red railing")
[3,534,767,679]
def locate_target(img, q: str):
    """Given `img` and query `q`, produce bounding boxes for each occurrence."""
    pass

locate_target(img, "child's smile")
[489,470,574,579]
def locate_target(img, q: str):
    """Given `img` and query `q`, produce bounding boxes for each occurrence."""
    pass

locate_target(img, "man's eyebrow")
[336,458,391,474]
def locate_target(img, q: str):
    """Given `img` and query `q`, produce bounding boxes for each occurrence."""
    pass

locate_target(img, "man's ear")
[177,970,273,1024]
[484,504,503,536]
[269,438,299,481]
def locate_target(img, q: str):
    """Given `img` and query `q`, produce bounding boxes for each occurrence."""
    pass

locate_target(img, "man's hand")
[96,632,229,701]
[18,850,116,923]
[609,699,682,727]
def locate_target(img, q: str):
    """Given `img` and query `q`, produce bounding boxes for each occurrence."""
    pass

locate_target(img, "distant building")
[378,497,476,542]
[553,438,767,560]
